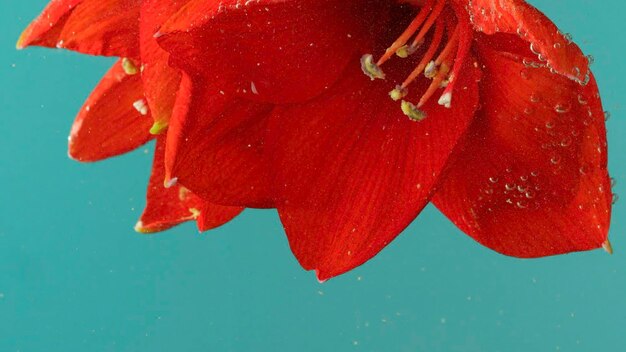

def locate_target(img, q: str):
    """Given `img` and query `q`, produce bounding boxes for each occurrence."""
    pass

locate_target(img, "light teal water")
[1,1,624,351]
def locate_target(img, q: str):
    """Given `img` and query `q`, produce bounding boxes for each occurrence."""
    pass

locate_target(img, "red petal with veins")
[460,0,590,84]
[164,74,274,208]
[137,137,243,233]
[139,0,190,131]
[156,0,385,104]
[432,44,611,257]
[268,58,481,281]
[69,60,153,162]
[18,0,140,58]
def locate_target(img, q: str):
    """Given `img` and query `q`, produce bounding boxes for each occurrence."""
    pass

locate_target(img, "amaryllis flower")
[19,0,612,280]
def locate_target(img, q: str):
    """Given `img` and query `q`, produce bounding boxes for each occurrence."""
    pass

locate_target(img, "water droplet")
[550,155,561,165]
[604,111,611,121]
[489,177,499,184]
[554,103,571,114]
[530,93,541,103]
[612,193,619,205]
[530,42,540,55]
[560,137,572,147]
[563,33,573,43]
[520,69,530,79]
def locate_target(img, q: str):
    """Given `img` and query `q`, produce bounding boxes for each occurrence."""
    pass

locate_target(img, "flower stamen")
[418,61,450,108]
[376,0,435,66]
[360,0,462,121]
[408,0,447,50]
[399,18,444,91]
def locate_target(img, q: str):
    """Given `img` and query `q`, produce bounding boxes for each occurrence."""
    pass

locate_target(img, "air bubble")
[560,137,572,147]
[554,103,571,114]
[530,93,541,103]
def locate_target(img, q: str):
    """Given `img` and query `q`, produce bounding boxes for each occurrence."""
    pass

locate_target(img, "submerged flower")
[19,0,612,280]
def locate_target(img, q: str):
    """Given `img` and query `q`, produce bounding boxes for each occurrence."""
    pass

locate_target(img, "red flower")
[19,0,612,280]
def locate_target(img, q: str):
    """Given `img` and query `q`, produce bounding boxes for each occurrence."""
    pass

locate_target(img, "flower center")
[360,0,459,121]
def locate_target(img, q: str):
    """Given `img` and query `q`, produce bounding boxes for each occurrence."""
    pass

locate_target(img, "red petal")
[68,60,153,162]
[18,0,140,58]
[139,0,190,131]
[156,0,384,104]
[460,0,590,84]
[432,45,611,257]
[164,74,275,208]
[268,59,482,280]
[137,137,243,233]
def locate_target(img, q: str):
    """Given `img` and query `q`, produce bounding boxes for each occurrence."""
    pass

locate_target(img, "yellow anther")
[189,208,201,219]
[164,177,178,188]
[122,58,139,75]
[389,85,408,101]
[401,100,426,121]
[424,61,438,79]
[149,120,168,135]
[395,44,417,58]
[178,186,190,201]
[360,54,386,80]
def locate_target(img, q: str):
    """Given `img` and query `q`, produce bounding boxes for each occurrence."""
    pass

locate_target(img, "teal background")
[1,0,624,350]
